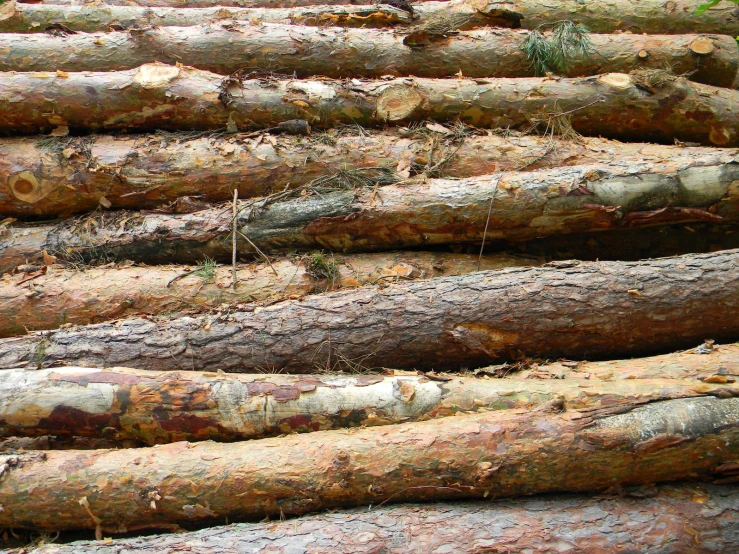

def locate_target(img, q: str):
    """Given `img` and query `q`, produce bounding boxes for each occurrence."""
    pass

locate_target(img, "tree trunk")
[18,0,438,6]
[3,155,738,271]
[1,396,738,533]
[22,484,739,554]
[1,23,737,87]
[2,362,736,446]
[5,132,737,218]
[1,65,736,146]
[1,250,738,373]
[0,252,537,337]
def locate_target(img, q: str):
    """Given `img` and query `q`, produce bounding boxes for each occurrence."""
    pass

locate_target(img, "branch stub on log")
[376,84,423,121]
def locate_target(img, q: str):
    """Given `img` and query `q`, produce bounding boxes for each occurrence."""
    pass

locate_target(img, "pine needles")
[521,21,594,77]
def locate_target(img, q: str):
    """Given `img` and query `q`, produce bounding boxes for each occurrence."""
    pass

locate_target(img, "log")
[0,252,538,337]
[18,0,436,7]
[4,0,739,35]
[1,363,736,446]
[3,154,738,271]
[0,23,737,87]
[0,250,737,373]
[0,396,738,533]
[1,65,736,146]
[5,132,738,218]
[22,484,739,554]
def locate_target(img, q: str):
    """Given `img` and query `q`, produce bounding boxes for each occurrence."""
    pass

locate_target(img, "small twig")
[478,174,502,271]
[232,189,238,289]
[237,231,279,276]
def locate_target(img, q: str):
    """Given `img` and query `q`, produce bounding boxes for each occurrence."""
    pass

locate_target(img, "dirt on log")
[1,65,736,146]
[1,23,737,87]
[20,484,739,554]
[1,396,738,533]
[4,132,739,218]
[0,252,538,337]
[0,250,738,373]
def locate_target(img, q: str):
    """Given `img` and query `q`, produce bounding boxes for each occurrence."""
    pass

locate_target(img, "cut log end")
[376,84,423,121]
[599,73,633,89]
[132,63,181,89]
[690,38,715,56]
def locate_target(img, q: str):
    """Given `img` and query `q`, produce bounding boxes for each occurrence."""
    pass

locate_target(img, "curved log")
[0,250,737,373]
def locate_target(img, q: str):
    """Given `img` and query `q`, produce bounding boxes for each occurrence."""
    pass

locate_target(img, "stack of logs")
[1,0,739,551]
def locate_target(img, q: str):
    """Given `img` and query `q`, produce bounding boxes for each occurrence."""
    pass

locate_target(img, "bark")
[4,0,739,35]
[5,132,737,219]
[0,252,537,337]
[0,23,737,87]
[1,250,738,373]
[1,65,736,146]
[1,396,739,533]
[4,154,739,271]
[22,484,739,554]
[19,0,439,6]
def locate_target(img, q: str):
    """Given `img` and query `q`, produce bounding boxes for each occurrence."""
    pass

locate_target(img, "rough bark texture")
[4,133,738,218]
[3,364,736,445]
[1,65,736,146]
[20,0,439,6]
[0,252,537,337]
[1,396,738,533]
[1,250,738,373]
[1,23,737,87]
[21,484,739,554]
[4,155,739,271]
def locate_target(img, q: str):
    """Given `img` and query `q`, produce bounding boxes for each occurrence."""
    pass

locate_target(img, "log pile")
[2,0,739,551]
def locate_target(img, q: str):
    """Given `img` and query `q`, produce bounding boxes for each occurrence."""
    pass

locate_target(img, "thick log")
[0,250,737,373]
[0,23,736,87]
[3,154,738,271]
[23,484,739,554]
[4,0,739,35]
[1,363,736,445]
[1,396,738,533]
[5,132,738,218]
[19,0,438,6]
[0,252,536,337]
[1,65,736,146]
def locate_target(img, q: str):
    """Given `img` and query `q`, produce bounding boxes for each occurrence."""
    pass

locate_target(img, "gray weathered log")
[0,250,737,373]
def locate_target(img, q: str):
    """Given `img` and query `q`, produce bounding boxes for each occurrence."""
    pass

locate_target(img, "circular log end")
[133,63,181,89]
[690,38,715,56]
[598,73,633,89]
[376,84,423,122]
[637,49,649,59]
[8,171,46,204]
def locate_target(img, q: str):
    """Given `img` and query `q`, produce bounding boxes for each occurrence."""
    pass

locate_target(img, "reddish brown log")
[0,250,737,373]
[0,396,738,533]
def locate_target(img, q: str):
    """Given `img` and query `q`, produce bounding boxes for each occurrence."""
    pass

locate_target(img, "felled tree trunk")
[18,0,431,6]
[1,396,738,533]
[1,250,737,373]
[5,132,737,218]
[1,65,736,146]
[1,23,737,87]
[24,484,739,554]
[3,155,738,271]
[1,362,735,446]
[0,252,537,337]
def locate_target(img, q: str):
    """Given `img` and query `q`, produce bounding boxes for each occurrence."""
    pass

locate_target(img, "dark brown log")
[3,362,735,445]
[9,132,736,218]
[1,23,737,87]
[21,484,739,554]
[1,250,738,373]
[1,396,738,533]
[0,252,537,337]
[0,66,737,146]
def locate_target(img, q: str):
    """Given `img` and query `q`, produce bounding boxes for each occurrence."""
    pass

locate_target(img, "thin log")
[3,155,739,271]
[1,363,736,445]
[0,250,738,373]
[5,132,738,218]
[0,24,736,87]
[0,252,537,337]
[22,484,739,554]
[1,396,738,533]
[0,65,736,146]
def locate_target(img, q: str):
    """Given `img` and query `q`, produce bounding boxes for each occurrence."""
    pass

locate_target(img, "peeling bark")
[21,484,739,554]
[1,23,737,87]
[3,155,739,272]
[1,397,738,533]
[19,0,437,6]
[0,250,737,373]
[1,65,736,146]
[0,252,537,337]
